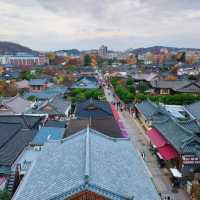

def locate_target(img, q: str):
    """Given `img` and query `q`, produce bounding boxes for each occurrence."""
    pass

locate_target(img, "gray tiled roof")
[75,98,113,119]
[152,116,200,157]
[150,80,190,90]
[13,128,159,200]
[135,100,159,120]
[178,119,200,134]
[0,115,43,129]
[153,117,193,152]
[26,96,70,116]
[151,80,200,93]
[0,116,43,167]
[0,124,36,167]
[1,96,31,114]
[71,77,99,89]
[175,82,200,93]
[66,117,122,138]
[185,101,200,120]
[29,79,48,86]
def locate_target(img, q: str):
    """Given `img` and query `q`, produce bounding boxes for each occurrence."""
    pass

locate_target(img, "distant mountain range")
[1,41,200,55]
[0,41,36,54]
[126,46,200,54]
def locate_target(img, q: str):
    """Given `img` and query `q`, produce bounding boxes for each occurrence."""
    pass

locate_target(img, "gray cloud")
[0,0,200,50]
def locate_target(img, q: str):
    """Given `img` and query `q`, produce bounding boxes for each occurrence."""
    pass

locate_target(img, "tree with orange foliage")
[0,81,6,94]
[165,75,177,81]
[170,65,178,76]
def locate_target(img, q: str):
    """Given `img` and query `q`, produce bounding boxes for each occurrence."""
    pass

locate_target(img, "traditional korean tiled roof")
[0,129,37,166]
[151,80,200,93]
[24,92,57,100]
[24,86,68,101]
[31,127,65,145]
[71,76,99,89]
[13,128,159,200]
[75,98,113,119]
[0,116,43,167]
[27,96,70,115]
[0,115,43,129]
[153,116,200,157]
[150,80,190,90]
[185,101,200,120]
[175,82,200,93]
[132,73,158,82]
[16,80,29,89]
[29,79,48,86]
[178,119,200,134]
[1,96,31,114]
[135,99,160,120]
[66,117,121,138]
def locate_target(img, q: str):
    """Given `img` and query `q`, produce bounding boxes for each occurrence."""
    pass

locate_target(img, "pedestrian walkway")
[104,87,190,200]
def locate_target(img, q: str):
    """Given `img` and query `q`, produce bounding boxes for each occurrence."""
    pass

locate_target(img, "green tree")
[21,71,37,80]
[136,81,149,93]
[126,78,134,86]
[27,95,37,101]
[188,75,198,81]
[0,190,10,200]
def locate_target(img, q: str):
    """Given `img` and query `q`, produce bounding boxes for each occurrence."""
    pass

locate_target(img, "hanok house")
[29,78,48,92]
[70,76,99,89]
[0,96,32,115]
[16,80,30,92]
[65,98,122,138]
[26,95,71,121]
[147,115,200,189]
[134,99,168,130]
[132,73,159,83]
[185,101,200,124]
[0,115,43,195]
[12,128,160,200]
[150,80,200,95]
[30,127,65,146]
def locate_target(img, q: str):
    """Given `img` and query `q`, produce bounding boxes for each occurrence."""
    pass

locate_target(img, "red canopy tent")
[157,145,179,160]
[147,128,167,148]
[147,128,179,160]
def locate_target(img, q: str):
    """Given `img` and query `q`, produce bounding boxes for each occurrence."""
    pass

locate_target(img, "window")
[160,89,170,95]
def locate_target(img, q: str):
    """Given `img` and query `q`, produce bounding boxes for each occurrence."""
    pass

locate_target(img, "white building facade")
[0,53,48,66]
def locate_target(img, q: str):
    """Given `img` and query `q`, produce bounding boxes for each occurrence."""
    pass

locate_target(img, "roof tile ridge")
[153,116,170,124]
[0,123,22,150]
[84,126,90,184]
[172,117,195,136]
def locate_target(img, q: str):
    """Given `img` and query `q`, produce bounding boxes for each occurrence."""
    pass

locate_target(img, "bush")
[70,88,105,103]
[136,81,150,93]
[27,95,37,102]
[126,78,134,86]
[149,94,200,105]
[0,190,10,200]
[115,85,134,103]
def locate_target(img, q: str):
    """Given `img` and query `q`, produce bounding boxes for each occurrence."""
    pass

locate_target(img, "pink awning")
[111,105,120,120]
[157,145,179,161]
[121,129,128,138]
[118,120,125,129]
[147,128,167,148]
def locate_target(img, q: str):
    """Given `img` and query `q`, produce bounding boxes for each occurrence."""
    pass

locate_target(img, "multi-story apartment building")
[98,45,108,58]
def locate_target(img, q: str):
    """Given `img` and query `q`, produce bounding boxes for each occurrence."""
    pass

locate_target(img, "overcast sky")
[1,0,200,51]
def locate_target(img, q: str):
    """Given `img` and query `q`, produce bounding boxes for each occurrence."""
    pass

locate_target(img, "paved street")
[104,87,190,200]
